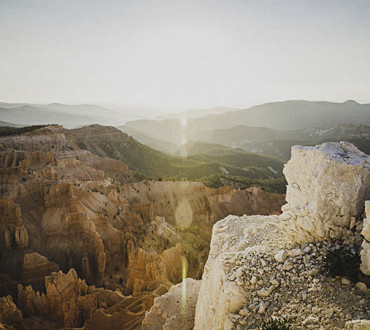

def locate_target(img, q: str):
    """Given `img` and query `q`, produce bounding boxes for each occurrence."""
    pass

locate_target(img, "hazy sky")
[1,0,370,112]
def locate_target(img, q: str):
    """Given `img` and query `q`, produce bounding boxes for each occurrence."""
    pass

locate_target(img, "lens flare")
[181,255,188,315]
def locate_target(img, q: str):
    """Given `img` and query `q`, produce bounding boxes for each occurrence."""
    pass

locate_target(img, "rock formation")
[0,295,23,329]
[282,142,370,243]
[20,252,59,291]
[0,199,28,250]
[124,244,183,296]
[17,268,124,328]
[142,278,201,330]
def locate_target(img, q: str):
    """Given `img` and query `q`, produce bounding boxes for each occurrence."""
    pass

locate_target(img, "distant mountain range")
[2,100,369,164]
[124,100,370,144]
[0,102,240,129]
[197,123,370,161]
[0,102,146,128]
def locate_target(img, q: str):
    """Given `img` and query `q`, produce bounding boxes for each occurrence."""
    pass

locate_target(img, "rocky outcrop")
[194,215,284,329]
[193,142,370,329]
[142,278,201,330]
[360,201,370,275]
[124,244,183,296]
[0,296,23,329]
[0,199,28,250]
[194,214,369,329]
[17,268,122,328]
[282,142,370,243]
[20,252,59,290]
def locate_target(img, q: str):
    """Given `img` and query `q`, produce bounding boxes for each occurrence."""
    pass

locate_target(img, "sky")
[1,0,370,113]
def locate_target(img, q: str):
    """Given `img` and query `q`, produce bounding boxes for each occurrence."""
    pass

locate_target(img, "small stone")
[257,285,276,297]
[312,306,320,314]
[290,248,303,257]
[250,276,257,285]
[274,250,288,263]
[355,282,367,292]
[271,279,280,286]
[240,308,248,316]
[282,261,293,271]
[302,315,319,325]
[258,301,269,314]
[307,268,319,276]
[304,246,312,253]
[341,277,351,285]
[324,308,334,318]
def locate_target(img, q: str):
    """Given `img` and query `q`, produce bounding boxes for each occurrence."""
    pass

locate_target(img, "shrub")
[259,317,293,330]
[322,247,360,282]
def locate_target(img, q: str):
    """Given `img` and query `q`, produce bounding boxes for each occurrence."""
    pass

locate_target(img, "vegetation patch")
[322,247,361,282]
[259,317,294,330]
[0,125,46,137]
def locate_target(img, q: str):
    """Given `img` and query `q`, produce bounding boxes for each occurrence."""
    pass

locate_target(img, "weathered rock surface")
[142,278,201,330]
[194,215,285,329]
[282,142,370,243]
[0,295,23,328]
[360,201,370,275]
[21,252,59,290]
[124,244,183,296]
[194,143,370,329]
[17,268,123,328]
[0,199,28,250]
[346,319,370,329]
[194,214,370,329]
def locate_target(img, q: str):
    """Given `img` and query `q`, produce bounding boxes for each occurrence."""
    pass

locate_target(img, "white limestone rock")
[362,201,370,241]
[360,240,370,276]
[274,250,288,263]
[142,278,201,330]
[282,142,370,243]
[361,201,370,276]
[194,215,285,330]
[345,319,370,329]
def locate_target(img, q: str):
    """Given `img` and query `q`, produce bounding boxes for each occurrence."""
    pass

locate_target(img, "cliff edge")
[193,142,370,329]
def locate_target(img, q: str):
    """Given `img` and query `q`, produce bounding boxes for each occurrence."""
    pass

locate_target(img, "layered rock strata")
[20,252,59,290]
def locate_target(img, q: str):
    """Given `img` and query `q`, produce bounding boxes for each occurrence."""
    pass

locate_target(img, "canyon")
[0,125,285,329]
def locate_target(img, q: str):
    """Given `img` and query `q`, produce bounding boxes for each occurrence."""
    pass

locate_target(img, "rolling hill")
[0,102,140,128]
[65,125,286,193]
[196,124,370,161]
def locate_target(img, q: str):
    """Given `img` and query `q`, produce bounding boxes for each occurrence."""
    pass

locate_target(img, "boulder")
[282,142,370,243]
